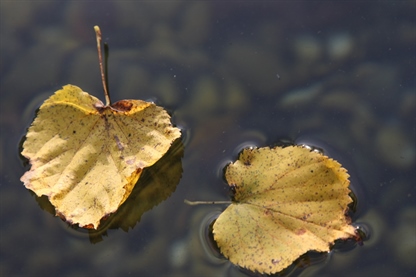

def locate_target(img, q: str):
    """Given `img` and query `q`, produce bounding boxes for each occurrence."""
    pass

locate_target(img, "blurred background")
[0,1,415,276]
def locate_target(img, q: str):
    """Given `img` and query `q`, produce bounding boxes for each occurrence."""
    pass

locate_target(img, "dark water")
[1,1,415,276]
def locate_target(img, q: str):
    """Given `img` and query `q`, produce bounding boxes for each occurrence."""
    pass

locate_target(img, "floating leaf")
[20,26,181,229]
[20,85,180,229]
[213,146,356,274]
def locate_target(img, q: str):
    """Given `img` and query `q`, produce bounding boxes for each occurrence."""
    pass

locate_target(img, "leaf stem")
[104,43,110,99]
[184,199,232,206]
[94,26,111,106]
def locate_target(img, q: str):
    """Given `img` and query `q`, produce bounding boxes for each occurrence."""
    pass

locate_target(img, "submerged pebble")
[279,83,323,109]
[375,124,416,170]
[391,206,416,269]
[327,33,354,60]
[169,238,189,269]
[293,35,322,63]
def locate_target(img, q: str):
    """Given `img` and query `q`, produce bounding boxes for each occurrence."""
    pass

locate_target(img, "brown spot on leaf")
[83,223,95,229]
[126,158,136,165]
[114,135,124,151]
[111,100,133,112]
[271,258,280,265]
[295,228,306,235]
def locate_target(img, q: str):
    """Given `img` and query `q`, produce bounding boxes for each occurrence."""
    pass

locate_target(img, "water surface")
[1,1,415,276]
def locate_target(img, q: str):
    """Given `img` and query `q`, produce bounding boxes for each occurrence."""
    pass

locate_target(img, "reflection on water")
[1,1,415,276]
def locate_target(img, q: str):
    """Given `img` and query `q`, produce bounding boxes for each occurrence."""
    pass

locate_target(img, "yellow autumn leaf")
[20,84,181,229]
[213,145,356,274]
[20,26,181,230]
